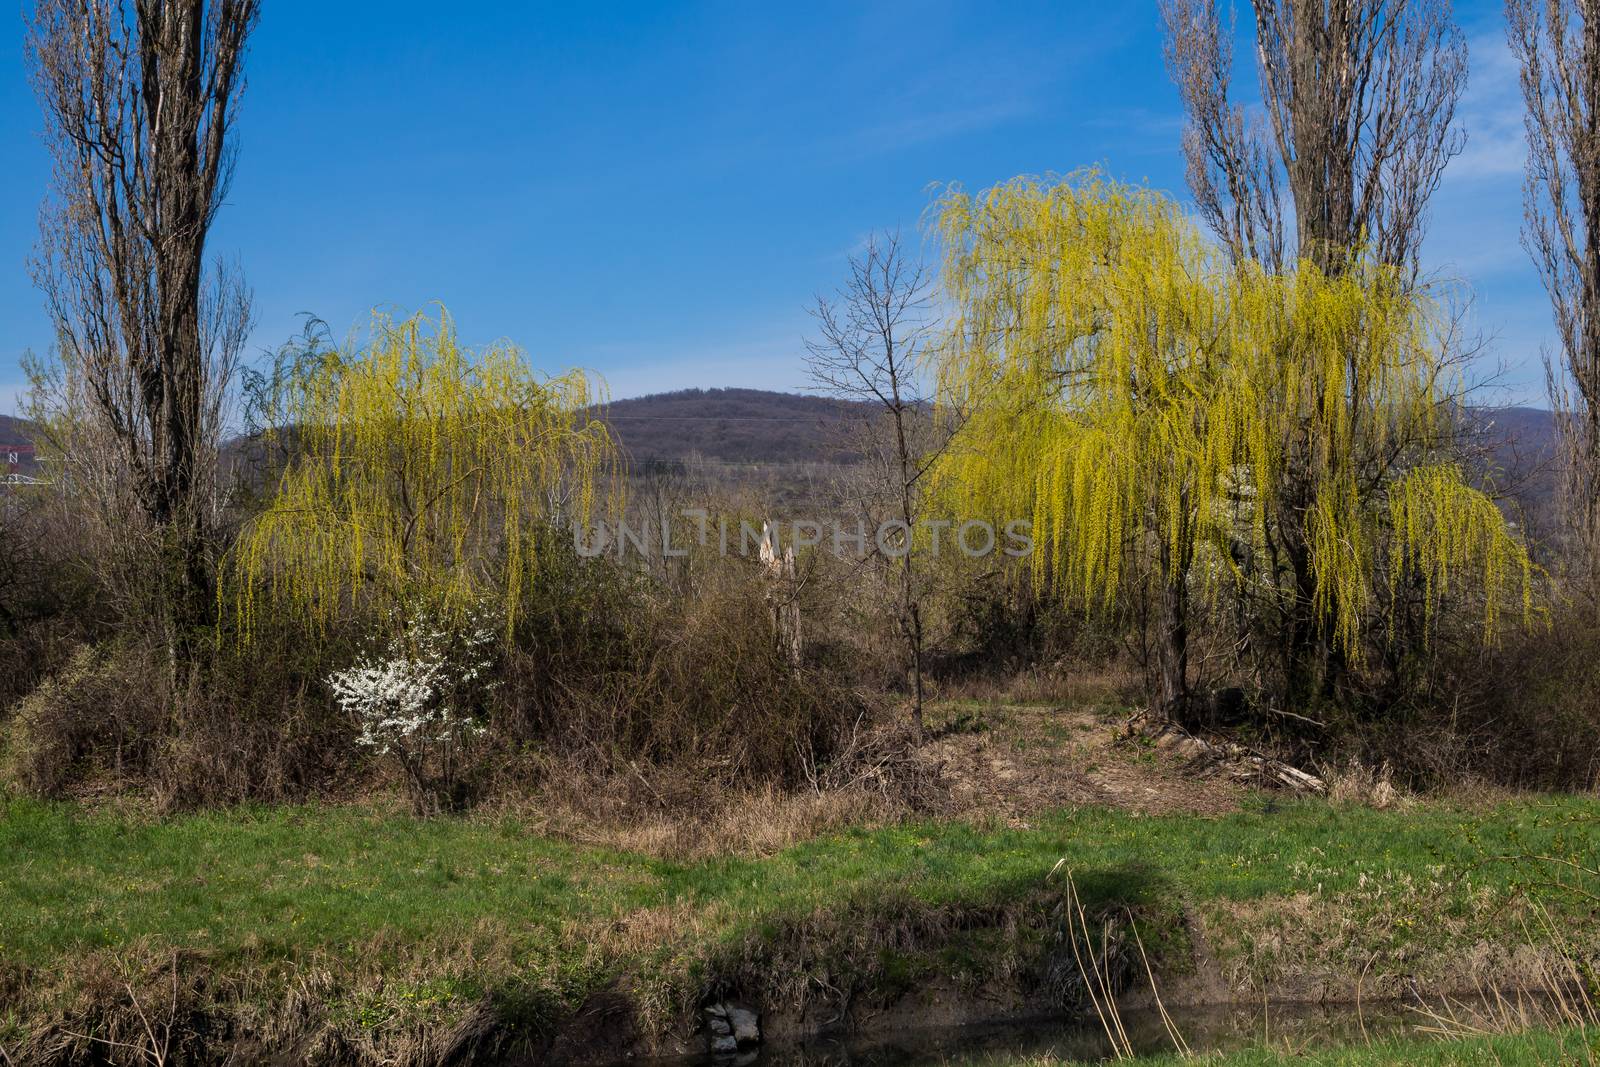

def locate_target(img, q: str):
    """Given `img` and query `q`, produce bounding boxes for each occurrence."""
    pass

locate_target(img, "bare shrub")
[155,694,352,812]
[930,563,1130,698]
[1357,595,1600,791]
[1,567,360,806]
[4,510,900,812]
[0,487,107,711]
[502,556,872,791]
[395,512,885,806]
[1,643,164,796]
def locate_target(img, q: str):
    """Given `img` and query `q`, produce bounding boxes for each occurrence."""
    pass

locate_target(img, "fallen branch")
[1128,711,1326,795]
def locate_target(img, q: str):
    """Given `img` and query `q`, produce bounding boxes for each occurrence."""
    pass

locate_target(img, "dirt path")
[924,701,1249,821]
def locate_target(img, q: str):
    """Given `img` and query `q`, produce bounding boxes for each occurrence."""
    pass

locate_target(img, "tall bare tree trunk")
[1508,0,1600,586]
[29,0,258,661]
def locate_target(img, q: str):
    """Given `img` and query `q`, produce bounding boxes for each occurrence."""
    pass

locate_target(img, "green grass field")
[3,791,1598,1057]
[4,793,1598,966]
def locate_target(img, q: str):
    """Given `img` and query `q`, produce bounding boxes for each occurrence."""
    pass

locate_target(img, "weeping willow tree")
[931,175,1249,712]
[231,309,618,642]
[1252,262,1534,660]
[931,174,1530,714]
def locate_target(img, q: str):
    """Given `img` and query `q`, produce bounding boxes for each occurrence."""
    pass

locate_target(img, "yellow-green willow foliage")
[1249,259,1533,650]
[931,173,1530,654]
[231,310,618,641]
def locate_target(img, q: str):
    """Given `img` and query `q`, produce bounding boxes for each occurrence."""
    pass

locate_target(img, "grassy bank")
[3,788,1599,1061]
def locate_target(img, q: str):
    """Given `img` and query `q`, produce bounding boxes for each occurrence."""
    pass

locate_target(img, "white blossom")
[328,606,496,760]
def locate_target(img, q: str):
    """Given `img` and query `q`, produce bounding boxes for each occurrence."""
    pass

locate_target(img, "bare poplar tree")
[27,0,259,651]
[1161,0,1287,269]
[1507,0,1600,582]
[1162,0,1468,274]
[1161,0,1468,706]
[806,233,942,739]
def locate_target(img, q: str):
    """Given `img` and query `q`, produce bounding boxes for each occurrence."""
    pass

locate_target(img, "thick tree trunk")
[1156,568,1189,719]
[1156,509,1193,720]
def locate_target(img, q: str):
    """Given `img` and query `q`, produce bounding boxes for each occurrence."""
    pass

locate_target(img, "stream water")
[640,998,1471,1066]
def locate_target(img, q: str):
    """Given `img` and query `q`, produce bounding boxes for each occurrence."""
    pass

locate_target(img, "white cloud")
[0,382,27,418]
[578,331,811,402]
[829,97,1031,163]
[1448,33,1527,182]
[1082,106,1185,139]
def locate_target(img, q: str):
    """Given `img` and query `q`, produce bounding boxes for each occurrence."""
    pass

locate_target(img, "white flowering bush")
[329,605,497,814]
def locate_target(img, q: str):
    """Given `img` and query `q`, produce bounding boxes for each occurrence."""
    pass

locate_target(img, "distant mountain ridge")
[596,387,872,466]
[0,414,34,442]
[1,393,1566,509]
[599,388,1563,472]
[0,415,41,477]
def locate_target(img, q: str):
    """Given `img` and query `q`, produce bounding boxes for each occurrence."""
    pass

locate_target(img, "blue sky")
[0,1,1556,414]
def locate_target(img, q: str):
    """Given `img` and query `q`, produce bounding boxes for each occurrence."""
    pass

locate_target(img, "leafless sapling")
[806,232,945,739]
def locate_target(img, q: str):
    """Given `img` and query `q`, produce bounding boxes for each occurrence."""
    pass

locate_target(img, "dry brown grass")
[515,782,896,859]
[1324,759,1408,810]
[927,701,1250,823]
[505,687,1260,863]
[933,661,1143,709]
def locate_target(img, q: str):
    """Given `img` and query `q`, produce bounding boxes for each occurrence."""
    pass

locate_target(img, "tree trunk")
[1156,568,1189,719]
[1156,514,1192,720]
[905,585,924,740]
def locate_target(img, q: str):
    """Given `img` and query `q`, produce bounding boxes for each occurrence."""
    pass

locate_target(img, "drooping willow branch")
[929,174,1531,671]
[230,309,619,642]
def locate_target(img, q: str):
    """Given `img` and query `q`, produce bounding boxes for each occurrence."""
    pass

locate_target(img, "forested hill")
[598,388,1561,473]
[0,415,40,476]
[1461,404,1563,527]
[595,388,871,465]
[2,394,1563,498]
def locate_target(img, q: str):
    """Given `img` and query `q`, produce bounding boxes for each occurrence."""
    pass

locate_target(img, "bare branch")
[1162,0,1467,274]
[27,0,260,647]
[1507,0,1600,576]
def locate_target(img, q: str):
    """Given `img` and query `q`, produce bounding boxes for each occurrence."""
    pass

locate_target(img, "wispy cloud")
[1082,107,1184,139]
[0,382,27,418]
[820,14,1048,164]
[848,99,1030,155]
[1449,33,1527,182]
[578,329,812,401]
[823,71,1034,163]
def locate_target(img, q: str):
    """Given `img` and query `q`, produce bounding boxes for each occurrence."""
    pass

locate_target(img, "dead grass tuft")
[528,783,893,859]
[1326,758,1407,810]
